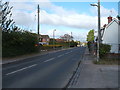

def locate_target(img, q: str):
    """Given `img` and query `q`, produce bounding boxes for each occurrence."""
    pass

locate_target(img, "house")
[102,16,120,53]
[39,35,50,45]
[55,39,64,42]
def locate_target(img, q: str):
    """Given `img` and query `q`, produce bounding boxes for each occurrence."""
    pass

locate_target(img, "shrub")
[41,45,62,50]
[50,41,77,48]
[99,44,111,58]
[2,31,39,57]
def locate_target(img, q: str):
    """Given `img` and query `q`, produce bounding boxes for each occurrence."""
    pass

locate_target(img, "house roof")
[56,39,64,42]
[105,18,119,29]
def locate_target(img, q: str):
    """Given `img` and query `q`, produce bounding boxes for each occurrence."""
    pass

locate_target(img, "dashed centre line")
[65,52,71,54]
[6,64,37,75]
[65,52,69,54]
[5,51,74,75]
[57,54,64,57]
[44,58,55,62]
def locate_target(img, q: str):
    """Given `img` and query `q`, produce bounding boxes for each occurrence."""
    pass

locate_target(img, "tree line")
[1,1,39,57]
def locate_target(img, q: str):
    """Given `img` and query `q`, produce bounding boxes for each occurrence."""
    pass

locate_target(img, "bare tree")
[1,1,15,32]
[60,34,73,42]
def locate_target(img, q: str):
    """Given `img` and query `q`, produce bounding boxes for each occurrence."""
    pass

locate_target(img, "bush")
[41,45,62,50]
[2,31,39,57]
[99,44,111,58]
[50,41,77,48]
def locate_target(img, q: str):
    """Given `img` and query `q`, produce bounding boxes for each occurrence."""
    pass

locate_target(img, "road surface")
[2,47,85,88]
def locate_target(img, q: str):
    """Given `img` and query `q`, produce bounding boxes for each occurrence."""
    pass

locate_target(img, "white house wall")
[102,21,119,53]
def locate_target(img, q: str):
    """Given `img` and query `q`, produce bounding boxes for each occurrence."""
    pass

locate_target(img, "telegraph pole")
[97,0,101,61]
[90,0,101,62]
[37,4,40,35]
[69,32,72,48]
[53,29,56,49]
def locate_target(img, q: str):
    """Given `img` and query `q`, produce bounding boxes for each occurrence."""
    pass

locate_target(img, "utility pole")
[90,0,101,62]
[37,4,40,35]
[53,29,56,49]
[69,32,72,48]
[97,0,101,62]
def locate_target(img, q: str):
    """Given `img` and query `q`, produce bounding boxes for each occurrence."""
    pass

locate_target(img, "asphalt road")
[2,47,85,88]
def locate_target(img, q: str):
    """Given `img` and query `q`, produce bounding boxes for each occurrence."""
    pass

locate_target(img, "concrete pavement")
[68,48,119,88]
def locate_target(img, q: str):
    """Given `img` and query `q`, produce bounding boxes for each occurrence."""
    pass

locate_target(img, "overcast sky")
[3,0,118,42]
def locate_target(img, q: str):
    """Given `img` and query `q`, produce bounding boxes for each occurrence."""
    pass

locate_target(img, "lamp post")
[90,0,101,62]
[53,29,56,49]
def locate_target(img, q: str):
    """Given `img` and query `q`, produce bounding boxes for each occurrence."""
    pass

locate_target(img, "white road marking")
[44,58,55,62]
[57,54,64,57]
[6,64,37,75]
[65,52,71,54]
[65,52,69,54]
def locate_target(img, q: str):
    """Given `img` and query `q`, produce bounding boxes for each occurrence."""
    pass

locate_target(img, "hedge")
[99,44,111,58]
[41,45,62,50]
[2,31,39,57]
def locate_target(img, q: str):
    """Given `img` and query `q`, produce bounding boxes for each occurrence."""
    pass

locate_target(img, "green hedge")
[49,42,77,48]
[41,45,62,50]
[99,44,111,58]
[2,31,39,57]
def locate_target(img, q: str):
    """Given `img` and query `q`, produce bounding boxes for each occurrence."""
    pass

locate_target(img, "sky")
[2,0,119,42]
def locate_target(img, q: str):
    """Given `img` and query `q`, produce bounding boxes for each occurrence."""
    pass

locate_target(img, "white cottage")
[102,16,120,53]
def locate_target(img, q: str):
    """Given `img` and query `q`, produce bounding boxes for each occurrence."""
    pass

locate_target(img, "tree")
[1,1,15,32]
[60,34,73,42]
[86,29,94,42]
[49,38,56,45]
[86,29,95,52]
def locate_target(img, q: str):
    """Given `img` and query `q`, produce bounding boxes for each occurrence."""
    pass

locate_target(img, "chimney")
[108,16,112,24]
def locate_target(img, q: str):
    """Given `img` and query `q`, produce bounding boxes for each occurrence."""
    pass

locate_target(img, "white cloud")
[90,5,118,17]
[9,1,98,29]
[12,10,35,26]
[5,0,117,41]
[10,2,35,11]
[40,10,98,29]
[9,1,116,30]
[8,0,116,29]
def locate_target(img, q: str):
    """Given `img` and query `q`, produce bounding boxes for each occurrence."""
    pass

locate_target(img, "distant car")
[39,42,49,45]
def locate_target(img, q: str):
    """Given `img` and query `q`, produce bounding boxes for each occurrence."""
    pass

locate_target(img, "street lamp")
[53,29,56,49]
[90,0,101,62]
[90,4,98,7]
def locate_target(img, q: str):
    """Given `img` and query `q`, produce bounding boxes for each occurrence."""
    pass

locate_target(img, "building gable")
[102,18,119,53]
[106,18,119,29]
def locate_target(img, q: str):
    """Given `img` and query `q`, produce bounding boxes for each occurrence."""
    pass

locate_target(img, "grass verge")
[93,59,120,65]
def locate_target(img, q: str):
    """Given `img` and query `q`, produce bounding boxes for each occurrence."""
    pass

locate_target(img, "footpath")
[68,48,119,88]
